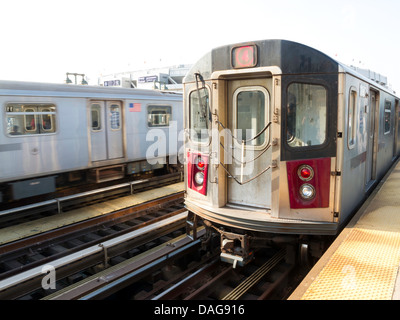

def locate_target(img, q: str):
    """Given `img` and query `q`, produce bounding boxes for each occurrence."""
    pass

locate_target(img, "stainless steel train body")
[183,39,400,264]
[0,80,182,203]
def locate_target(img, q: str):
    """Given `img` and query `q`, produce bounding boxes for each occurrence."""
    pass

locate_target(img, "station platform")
[289,159,400,300]
[0,182,184,247]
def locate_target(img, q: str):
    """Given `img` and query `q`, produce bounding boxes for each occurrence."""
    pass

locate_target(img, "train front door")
[226,78,272,209]
[90,101,124,162]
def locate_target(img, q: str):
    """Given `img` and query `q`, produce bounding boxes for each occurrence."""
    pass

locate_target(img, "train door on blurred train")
[394,100,400,157]
[226,78,272,208]
[89,101,124,162]
[365,90,378,187]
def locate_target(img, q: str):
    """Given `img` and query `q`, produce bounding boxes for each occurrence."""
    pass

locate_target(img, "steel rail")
[221,249,286,300]
[0,212,187,296]
[151,258,221,300]
[79,236,203,300]
[46,228,206,300]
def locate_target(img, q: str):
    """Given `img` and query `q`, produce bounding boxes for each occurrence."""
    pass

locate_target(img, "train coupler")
[220,231,253,268]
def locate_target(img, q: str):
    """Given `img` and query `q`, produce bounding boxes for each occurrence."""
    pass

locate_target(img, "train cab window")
[189,87,210,143]
[384,100,392,134]
[91,104,102,131]
[147,105,171,127]
[286,83,327,147]
[348,88,357,147]
[5,103,56,136]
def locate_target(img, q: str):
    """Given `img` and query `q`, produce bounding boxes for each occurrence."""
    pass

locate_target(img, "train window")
[286,83,327,148]
[385,100,392,134]
[235,89,267,146]
[5,103,56,136]
[91,104,102,131]
[147,105,171,127]
[189,88,210,143]
[110,105,121,130]
[24,108,37,132]
[41,108,55,132]
[348,88,357,148]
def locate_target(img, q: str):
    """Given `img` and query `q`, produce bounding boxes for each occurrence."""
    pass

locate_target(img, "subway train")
[0,80,183,204]
[183,39,400,266]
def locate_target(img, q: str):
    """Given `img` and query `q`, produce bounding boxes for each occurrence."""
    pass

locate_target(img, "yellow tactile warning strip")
[0,182,184,246]
[297,161,400,300]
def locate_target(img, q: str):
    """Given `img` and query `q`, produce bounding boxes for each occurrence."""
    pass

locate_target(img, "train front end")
[183,40,339,266]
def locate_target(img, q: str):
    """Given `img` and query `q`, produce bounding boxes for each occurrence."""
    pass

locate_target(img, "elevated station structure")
[97,64,191,91]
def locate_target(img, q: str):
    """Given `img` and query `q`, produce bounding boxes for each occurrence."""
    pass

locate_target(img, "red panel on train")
[286,158,331,209]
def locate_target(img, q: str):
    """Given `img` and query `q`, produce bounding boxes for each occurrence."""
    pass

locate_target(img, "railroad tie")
[221,249,286,300]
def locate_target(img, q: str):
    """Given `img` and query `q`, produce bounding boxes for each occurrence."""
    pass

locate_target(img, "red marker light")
[298,165,314,181]
[196,157,205,170]
[301,168,311,179]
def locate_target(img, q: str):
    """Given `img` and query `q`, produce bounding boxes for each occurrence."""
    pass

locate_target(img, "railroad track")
[149,248,295,300]
[0,185,309,300]
[0,172,182,227]
[0,192,186,299]
[45,228,208,300]
[49,239,298,300]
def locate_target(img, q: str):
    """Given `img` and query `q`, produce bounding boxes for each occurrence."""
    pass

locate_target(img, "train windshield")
[189,87,210,143]
[286,83,327,147]
[236,89,266,146]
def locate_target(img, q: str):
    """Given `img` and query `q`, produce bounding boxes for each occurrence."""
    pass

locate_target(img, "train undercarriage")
[186,211,332,268]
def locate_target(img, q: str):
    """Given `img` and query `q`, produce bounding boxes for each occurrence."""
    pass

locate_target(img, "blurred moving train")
[183,39,399,266]
[0,81,183,204]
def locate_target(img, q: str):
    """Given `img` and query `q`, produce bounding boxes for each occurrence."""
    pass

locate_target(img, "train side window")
[5,103,56,136]
[286,83,327,147]
[348,88,357,148]
[40,107,56,133]
[110,105,121,130]
[91,104,102,131]
[384,100,392,134]
[147,105,171,127]
[24,108,37,133]
[189,87,210,143]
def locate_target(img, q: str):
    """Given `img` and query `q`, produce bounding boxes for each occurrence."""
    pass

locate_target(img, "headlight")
[299,184,315,200]
[194,171,204,185]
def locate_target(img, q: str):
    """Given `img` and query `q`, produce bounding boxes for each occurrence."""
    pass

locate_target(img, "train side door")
[394,99,400,157]
[365,90,377,187]
[226,78,272,209]
[89,101,124,162]
[106,101,124,159]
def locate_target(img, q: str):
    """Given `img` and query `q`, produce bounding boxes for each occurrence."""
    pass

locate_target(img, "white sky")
[1,0,399,91]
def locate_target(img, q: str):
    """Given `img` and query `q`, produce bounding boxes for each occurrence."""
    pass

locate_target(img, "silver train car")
[183,39,400,265]
[0,80,182,203]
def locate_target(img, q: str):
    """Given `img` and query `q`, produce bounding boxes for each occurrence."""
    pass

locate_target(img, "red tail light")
[298,165,314,181]
[286,158,330,209]
[187,152,208,195]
